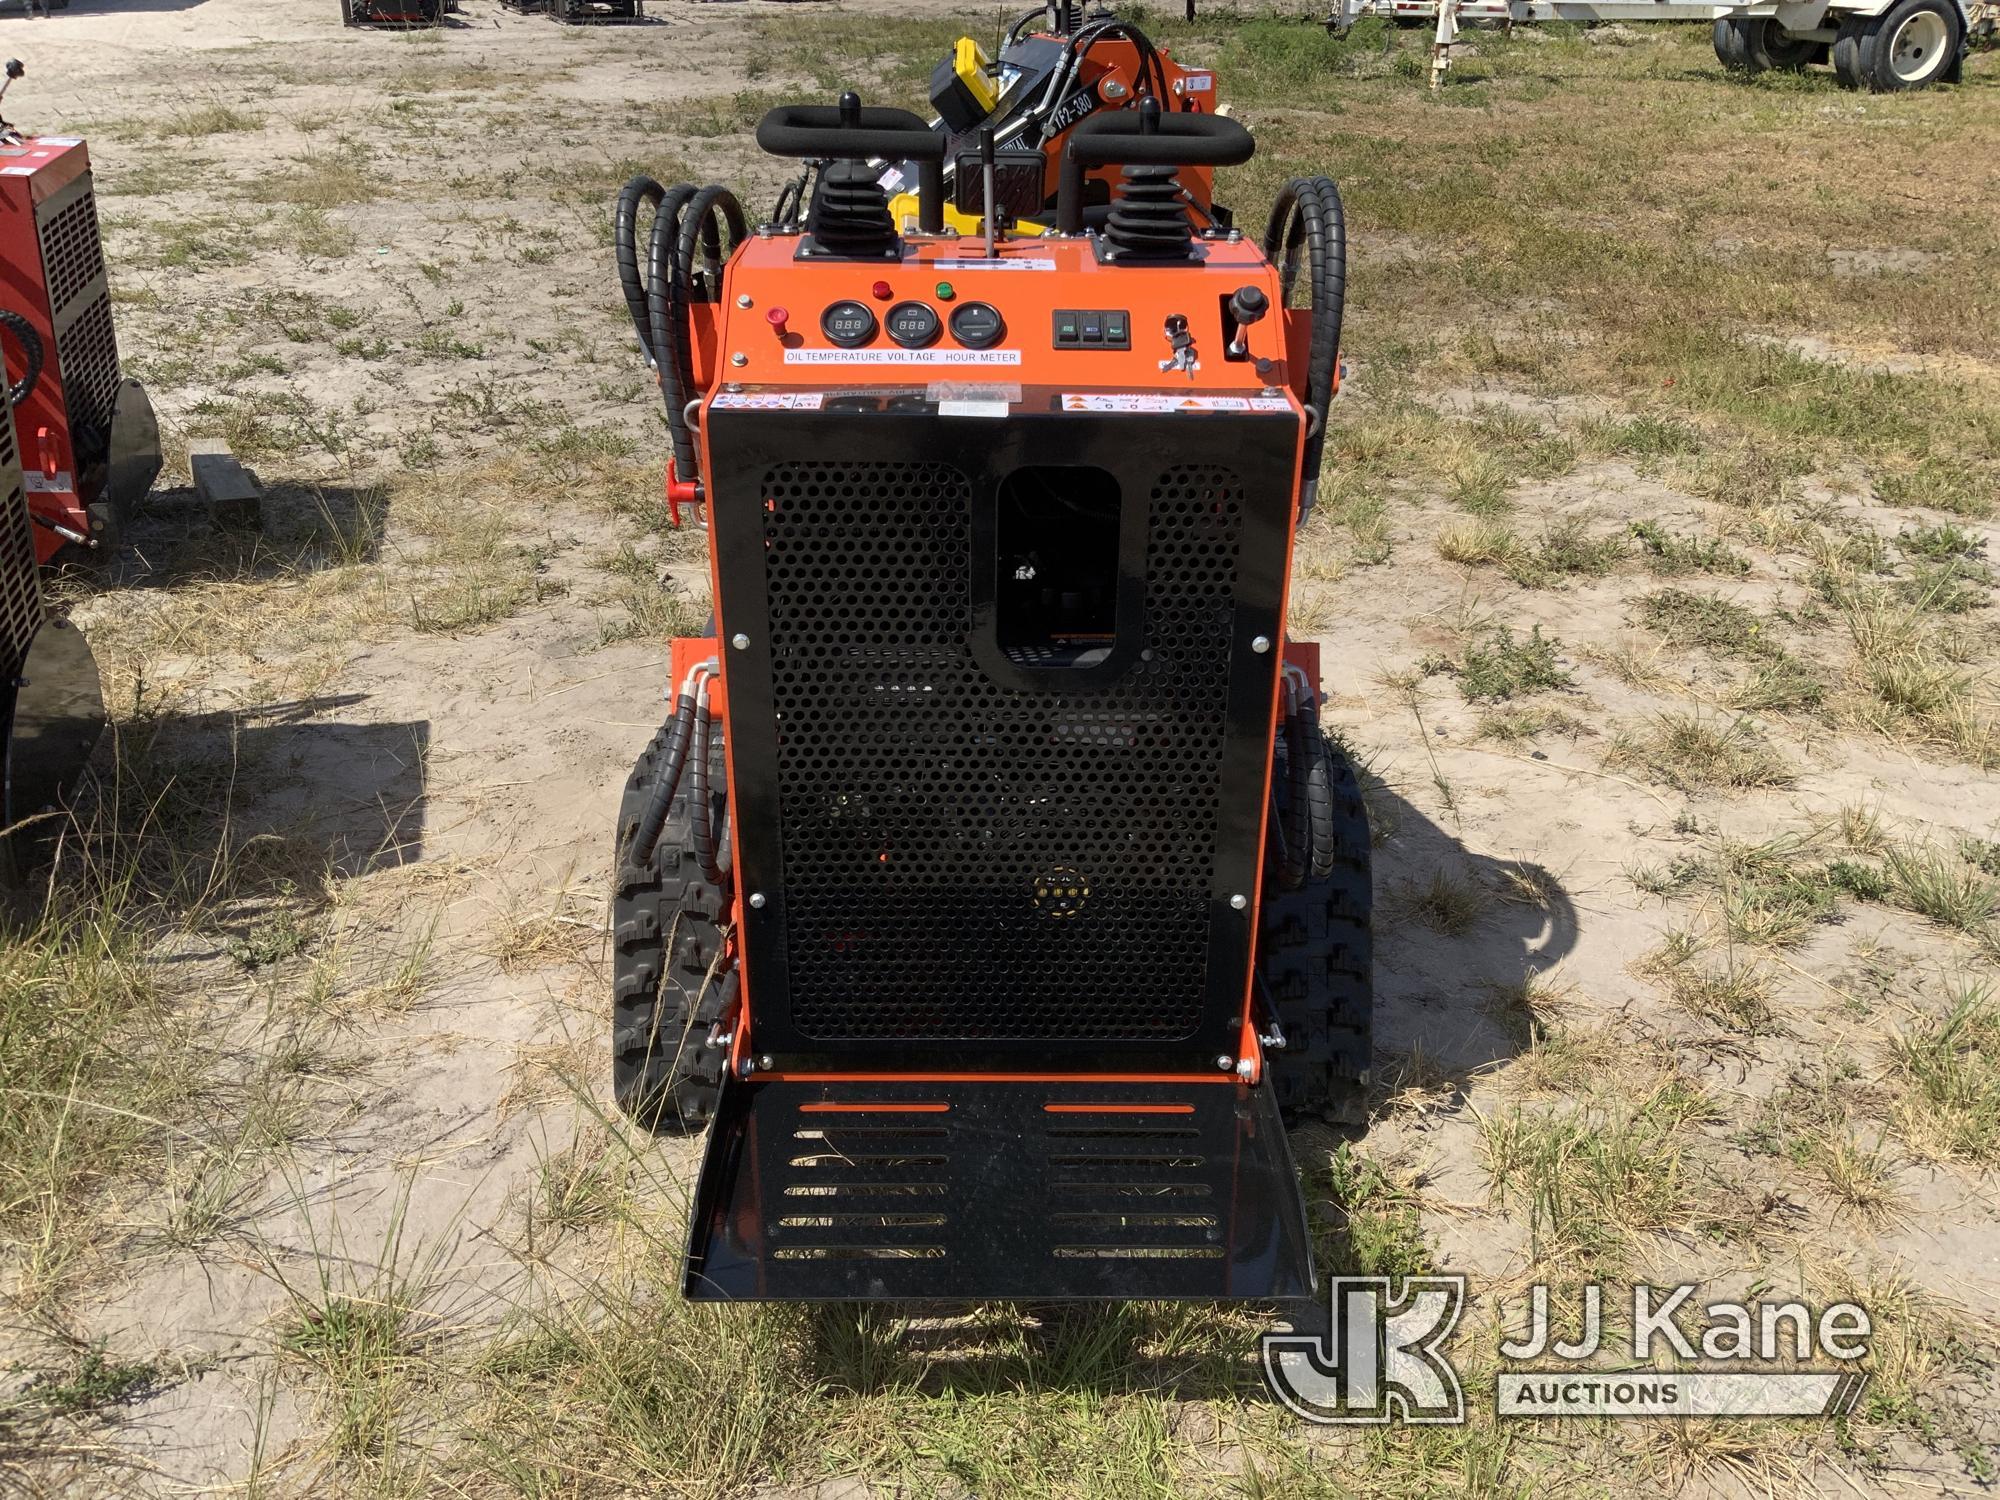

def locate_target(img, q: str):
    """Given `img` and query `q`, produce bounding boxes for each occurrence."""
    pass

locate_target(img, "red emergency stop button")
[766,306,790,336]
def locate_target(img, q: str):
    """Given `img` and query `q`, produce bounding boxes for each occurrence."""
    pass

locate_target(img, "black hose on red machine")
[615,175,665,369]
[1261,177,1347,528]
[620,177,747,488]
[686,686,732,887]
[625,681,699,875]
[0,310,44,409]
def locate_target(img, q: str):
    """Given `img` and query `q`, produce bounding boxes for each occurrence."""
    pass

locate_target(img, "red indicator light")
[871,280,893,301]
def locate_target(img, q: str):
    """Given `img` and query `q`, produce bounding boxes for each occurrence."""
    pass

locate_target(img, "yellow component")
[952,37,998,115]
[887,191,1051,239]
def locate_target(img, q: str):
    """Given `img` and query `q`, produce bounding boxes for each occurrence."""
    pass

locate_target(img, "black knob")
[1229,285,1269,325]
[839,90,861,127]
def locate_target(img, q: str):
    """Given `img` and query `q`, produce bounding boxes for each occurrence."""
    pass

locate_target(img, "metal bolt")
[739,1058,755,1078]
[730,352,748,367]
[1227,227,1243,243]
[1216,1054,1234,1071]
[1235,1058,1255,1079]
[724,382,744,393]
[731,633,750,650]
[1251,636,1272,654]
[1229,893,1248,910]
[748,891,767,909]
[736,293,754,308]
[759,1055,774,1071]
[1262,385,1284,398]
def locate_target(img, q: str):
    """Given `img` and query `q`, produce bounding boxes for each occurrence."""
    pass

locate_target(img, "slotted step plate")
[682,1077,1315,1301]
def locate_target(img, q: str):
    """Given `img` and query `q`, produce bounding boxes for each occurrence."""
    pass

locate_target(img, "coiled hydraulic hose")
[614,174,665,369]
[0,310,44,409]
[1262,177,1347,527]
[642,182,746,486]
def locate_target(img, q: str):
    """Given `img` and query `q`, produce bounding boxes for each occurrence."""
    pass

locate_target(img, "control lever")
[1159,313,1198,380]
[1226,285,1268,359]
[0,60,23,147]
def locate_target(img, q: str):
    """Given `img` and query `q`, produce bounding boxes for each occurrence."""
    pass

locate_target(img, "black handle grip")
[754,103,945,163]
[1067,109,1255,167]
[756,95,946,235]
[1056,109,1254,234]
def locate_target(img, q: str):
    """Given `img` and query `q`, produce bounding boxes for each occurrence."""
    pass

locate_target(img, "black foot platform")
[682,1076,1316,1302]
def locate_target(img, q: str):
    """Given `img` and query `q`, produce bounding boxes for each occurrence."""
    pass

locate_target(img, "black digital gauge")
[821,300,877,348]
[885,300,942,349]
[948,301,1006,350]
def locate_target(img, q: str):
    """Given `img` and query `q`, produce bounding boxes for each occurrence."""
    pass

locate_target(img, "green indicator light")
[935,281,956,301]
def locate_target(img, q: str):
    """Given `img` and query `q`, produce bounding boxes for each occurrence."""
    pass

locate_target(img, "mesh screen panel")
[37,183,107,317]
[761,460,1244,1042]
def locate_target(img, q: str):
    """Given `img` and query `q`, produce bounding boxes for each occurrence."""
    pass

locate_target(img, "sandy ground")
[2,0,1996,1494]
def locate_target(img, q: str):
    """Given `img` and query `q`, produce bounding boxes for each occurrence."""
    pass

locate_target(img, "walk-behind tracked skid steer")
[611,5,1366,1303]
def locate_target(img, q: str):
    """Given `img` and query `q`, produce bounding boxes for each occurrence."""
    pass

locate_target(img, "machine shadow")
[1356,767,1580,1114]
[51,696,427,943]
[777,771,1578,1401]
[86,478,392,589]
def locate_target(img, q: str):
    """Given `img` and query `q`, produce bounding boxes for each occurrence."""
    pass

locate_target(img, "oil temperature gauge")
[820,300,877,348]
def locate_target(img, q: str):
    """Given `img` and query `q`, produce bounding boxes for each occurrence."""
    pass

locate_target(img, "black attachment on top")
[757,92,945,234]
[1056,100,1253,238]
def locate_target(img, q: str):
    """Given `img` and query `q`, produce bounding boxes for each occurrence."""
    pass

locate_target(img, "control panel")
[1052,309,1131,349]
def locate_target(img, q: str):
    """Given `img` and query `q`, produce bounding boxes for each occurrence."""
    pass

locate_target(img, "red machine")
[610,8,1363,1305]
[0,128,160,563]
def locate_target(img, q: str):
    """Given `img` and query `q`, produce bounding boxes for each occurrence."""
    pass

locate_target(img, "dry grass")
[1606,713,1795,794]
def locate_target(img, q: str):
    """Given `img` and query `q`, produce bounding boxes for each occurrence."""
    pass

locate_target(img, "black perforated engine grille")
[37,181,107,317]
[0,407,36,675]
[54,291,121,463]
[762,460,1244,1042]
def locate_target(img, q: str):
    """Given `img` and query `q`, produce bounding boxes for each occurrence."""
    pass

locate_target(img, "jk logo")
[1262,1276,1468,1425]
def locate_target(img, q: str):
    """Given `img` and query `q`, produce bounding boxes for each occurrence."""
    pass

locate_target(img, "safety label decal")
[711,392,825,410]
[784,348,1023,366]
[926,259,1057,272]
[24,470,74,494]
[1061,394,1293,413]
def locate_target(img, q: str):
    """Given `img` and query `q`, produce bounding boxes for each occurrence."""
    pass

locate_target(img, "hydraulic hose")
[646,183,746,487]
[1262,177,1347,527]
[0,310,43,410]
[688,689,731,888]
[615,174,665,369]
[645,183,702,481]
[625,675,702,874]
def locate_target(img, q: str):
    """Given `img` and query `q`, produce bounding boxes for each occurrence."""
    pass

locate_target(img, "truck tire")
[611,719,731,1131]
[1856,0,1962,88]
[1712,17,1754,69]
[1832,16,1869,83]
[1259,735,1373,1128]
[1744,17,1816,68]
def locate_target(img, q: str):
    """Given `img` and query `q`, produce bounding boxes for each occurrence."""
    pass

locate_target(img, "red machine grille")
[759,460,1245,1044]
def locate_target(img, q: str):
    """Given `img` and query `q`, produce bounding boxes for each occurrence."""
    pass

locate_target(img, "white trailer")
[1328,0,1995,89]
